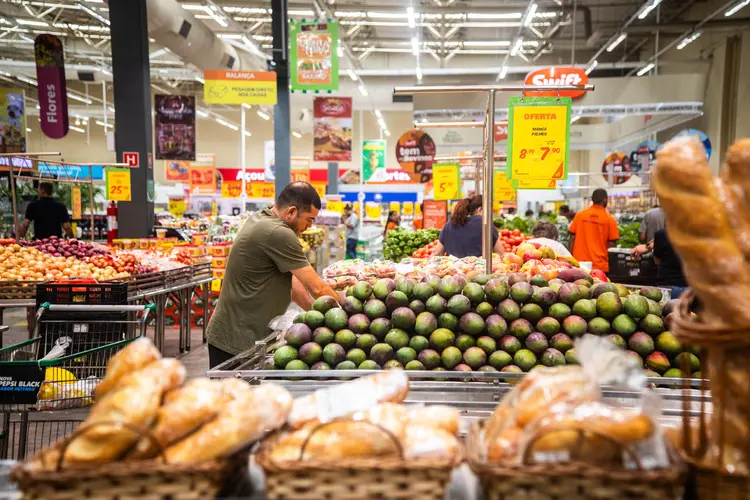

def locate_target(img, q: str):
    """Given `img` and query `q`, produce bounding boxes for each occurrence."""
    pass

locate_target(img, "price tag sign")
[168,197,186,217]
[248,182,275,198]
[221,180,242,199]
[327,200,344,214]
[507,96,570,181]
[493,170,517,201]
[402,201,414,216]
[106,168,132,201]
[389,201,401,214]
[211,279,221,292]
[432,163,461,201]
[71,187,81,219]
[312,182,327,198]
[516,178,558,190]
[365,202,381,219]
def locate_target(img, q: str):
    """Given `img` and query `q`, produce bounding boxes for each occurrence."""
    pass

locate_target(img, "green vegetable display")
[492,217,532,236]
[618,222,641,249]
[383,227,440,262]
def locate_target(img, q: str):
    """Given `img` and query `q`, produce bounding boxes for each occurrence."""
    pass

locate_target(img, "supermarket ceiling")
[0,0,746,91]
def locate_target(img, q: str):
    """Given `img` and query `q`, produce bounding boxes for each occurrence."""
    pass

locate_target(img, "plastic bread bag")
[287,371,410,429]
[270,302,305,337]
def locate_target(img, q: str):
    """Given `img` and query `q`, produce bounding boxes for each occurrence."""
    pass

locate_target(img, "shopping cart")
[0,303,154,460]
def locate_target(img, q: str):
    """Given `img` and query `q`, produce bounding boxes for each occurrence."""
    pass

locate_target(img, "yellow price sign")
[365,202,382,220]
[168,197,186,217]
[432,163,461,201]
[312,182,327,199]
[493,170,517,201]
[389,201,401,214]
[106,168,132,202]
[507,96,570,181]
[221,180,243,199]
[402,202,414,216]
[327,200,344,214]
[211,279,222,292]
[516,178,558,190]
[71,187,81,220]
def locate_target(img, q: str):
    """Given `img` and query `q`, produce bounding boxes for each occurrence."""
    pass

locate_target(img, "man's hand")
[291,265,338,302]
[631,244,649,258]
[292,275,313,310]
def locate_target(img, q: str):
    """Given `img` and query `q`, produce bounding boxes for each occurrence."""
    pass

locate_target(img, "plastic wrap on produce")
[270,303,305,336]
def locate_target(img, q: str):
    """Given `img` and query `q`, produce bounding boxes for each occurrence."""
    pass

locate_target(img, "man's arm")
[608,215,620,249]
[291,266,338,302]
[62,222,74,238]
[291,275,313,310]
[568,233,575,252]
[18,219,30,239]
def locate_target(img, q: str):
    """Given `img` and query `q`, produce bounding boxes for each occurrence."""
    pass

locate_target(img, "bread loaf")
[164,383,293,464]
[94,337,161,400]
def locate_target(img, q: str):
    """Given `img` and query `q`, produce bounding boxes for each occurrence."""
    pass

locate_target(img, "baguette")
[719,140,750,259]
[653,136,750,326]
[94,337,161,400]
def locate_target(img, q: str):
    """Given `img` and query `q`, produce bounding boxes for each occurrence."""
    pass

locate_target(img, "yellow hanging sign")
[402,201,414,216]
[168,197,186,217]
[249,182,275,198]
[493,170,517,201]
[389,201,401,214]
[432,163,461,201]
[516,178,559,190]
[221,180,243,199]
[507,96,571,181]
[203,70,278,105]
[327,200,344,214]
[366,202,382,220]
[71,187,82,220]
[106,168,132,202]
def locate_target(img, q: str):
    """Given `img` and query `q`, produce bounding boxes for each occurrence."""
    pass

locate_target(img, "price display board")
[507,96,571,181]
[423,200,448,230]
[106,168,132,201]
[168,197,186,217]
[493,170,517,201]
[71,187,81,219]
[221,180,243,198]
[516,178,558,190]
[432,163,461,201]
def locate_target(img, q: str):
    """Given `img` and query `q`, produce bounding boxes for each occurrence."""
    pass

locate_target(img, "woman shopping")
[431,195,503,258]
[384,211,400,236]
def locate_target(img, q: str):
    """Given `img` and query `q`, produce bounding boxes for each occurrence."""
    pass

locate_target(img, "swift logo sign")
[523,67,588,99]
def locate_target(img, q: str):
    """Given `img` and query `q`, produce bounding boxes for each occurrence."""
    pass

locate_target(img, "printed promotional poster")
[154,95,196,161]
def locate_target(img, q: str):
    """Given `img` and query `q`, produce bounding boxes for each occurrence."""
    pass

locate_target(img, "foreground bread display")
[655,136,750,491]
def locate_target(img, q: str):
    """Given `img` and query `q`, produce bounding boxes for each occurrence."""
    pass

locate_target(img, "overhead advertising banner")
[0,89,26,154]
[432,163,461,201]
[166,153,215,182]
[602,152,632,185]
[203,70,277,105]
[38,163,104,180]
[629,140,661,187]
[675,128,711,159]
[396,129,436,183]
[423,200,448,230]
[154,95,196,161]
[290,20,339,92]
[313,97,352,162]
[188,154,216,194]
[363,139,385,182]
[34,34,69,139]
[523,67,588,99]
[507,96,570,181]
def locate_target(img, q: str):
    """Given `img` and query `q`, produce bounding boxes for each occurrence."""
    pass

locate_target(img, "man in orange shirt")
[568,188,619,274]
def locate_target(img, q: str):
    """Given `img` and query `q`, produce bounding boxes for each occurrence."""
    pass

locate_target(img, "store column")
[272,0,291,195]
[327,162,339,194]
[109,0,154,237]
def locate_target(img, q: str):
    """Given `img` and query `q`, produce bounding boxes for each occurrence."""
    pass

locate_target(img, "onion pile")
[20,237,108,259]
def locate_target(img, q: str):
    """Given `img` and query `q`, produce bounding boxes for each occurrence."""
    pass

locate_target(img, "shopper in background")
[413,203,424,230]
[431,195,504,258]
[556,204,575,249]
[18,182,73,239]
[639,205,665,243]
[384,211,400,236]
[504,207,517,219]
[632,228,687,298]
[206,182,339,368]
[342,204,359,260]
[528,221,571,257]
[568,188,620,274]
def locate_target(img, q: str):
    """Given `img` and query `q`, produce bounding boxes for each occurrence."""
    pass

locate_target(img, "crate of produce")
[9,338,292,500]
[255,372,462,500]
[35,280,128,308]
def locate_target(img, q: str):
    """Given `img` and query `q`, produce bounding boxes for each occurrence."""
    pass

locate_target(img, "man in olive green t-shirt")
[206,182,338,368]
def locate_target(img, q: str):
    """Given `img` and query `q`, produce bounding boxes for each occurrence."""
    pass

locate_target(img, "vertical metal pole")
[102,81,107,130]
[483,90,496,274]
[476,158,482,198]
[8,162,18,238]
[272,0,291,196]
[241,105,247,212]
[88,173,95,241]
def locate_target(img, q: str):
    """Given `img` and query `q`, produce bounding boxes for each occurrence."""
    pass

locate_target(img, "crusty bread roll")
[164,383,293,464]
[129,378,224,459]
[288,371,409,429]
[94,337,161,400]
[403,426,460,460]
[408,405,460,435]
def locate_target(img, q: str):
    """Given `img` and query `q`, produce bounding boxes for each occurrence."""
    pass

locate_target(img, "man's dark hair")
[559,205,570,214]
[592,188,608,205]
[39,182,54,196]
[507,207,516,215]
[277,182,321,212]
[532,221,559,240]
[344,204,352,212]
[525,209,534,217]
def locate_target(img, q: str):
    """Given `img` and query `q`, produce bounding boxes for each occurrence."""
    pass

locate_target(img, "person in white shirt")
[342,204,359,259]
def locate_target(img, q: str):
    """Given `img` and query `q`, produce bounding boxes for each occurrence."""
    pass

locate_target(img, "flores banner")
[290,20,339,92]
[0,89,26,154]
[155,95,196,161]
[34,34,69,139]
[313,97,352,162]
[395,129,436,183]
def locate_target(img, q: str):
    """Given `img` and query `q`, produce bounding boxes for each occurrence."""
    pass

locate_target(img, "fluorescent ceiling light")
[244,131,252,137]
[196,109,209,117]
[585,60,598,75]
[95,120,113,129]
[17,75,37,86]
[468,12,522,20]
[358,84,368,96]
[149,48,169,59]
[426,25,440,39]
[337,45,343,57]
[292,131,302,138]
[257,110,270,121]
[288,9,314,16]
[524,3,538,26]
[416,66,422,81]
[366,11,408,19]
[636,62,654,76]
[68,93,92,104]
[677,31,702,50]
[99,68,112,76]
[725,0,750,16]
[570,115,580,123]
[606,33,627,52]
[16,18,49,27]
[638,0,662,19]
[194,75,204,83]
[498,65,509,79]
[377,117,387,129]
[347,69,358,81]
[181,4,204,10]
[215,118,238,131]
[80,4,110,25]
[69,125,85,133]
[445,26,460,38]
[26,127,31,132]
[407,7,415,28]
[464,41,512,47]
[374,109,383,118]
[411,36,419,55]
[384,130,391,137]
[241,103,252,109]
[204,6,228,27]
[510,38,523,56]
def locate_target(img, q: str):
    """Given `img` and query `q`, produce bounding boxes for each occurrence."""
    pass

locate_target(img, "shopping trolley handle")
[39,302,157,313]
